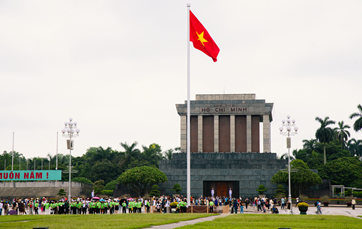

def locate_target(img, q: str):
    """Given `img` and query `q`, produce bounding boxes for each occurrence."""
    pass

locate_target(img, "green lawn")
[176,214,362,229]
[0,213,215,229]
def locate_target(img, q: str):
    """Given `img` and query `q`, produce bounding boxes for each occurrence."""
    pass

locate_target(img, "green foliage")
[117,166,168,196]
[319,157,362,188]
[315,116,336,164]
[57,189,66,196]
[93,180,105,195]
[271,159,322,197]
[72,177,93,184]
[349,104,362,132]
[100,190,114,196]
[171,183,182,194]
[104,180,119,191]
[275,184,285,195]
[256,184,267,194]
[150,184,160,197]
[298,139,352,169]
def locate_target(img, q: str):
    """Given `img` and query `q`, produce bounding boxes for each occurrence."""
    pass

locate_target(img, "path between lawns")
[145,213,230,229]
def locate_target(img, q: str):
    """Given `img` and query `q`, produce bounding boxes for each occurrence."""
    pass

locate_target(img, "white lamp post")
[61,118,80,209]
[279,115,298,214]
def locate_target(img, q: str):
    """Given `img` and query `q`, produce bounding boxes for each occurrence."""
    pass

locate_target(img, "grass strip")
[176,214,362,229]
[0,213,216,229]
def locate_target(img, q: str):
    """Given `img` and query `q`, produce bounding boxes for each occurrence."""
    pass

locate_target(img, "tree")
[163,149,174,160]
[57,189,66,196]
[171,183,182,194]
[315,116,336,164]
[150,184,161,197]
[334,121,351,149]
[119,141,141,168]
[117,166,168,196]
[302,139,317,155]
[349,104,362,132]
[271,159,322,197]
[319,157,362,188]
[72,177,93,184]
[141,143,163,167]
[347,139,362,157]
[93,180,105,195]
[256,184,267,194]
[104,180,119,191]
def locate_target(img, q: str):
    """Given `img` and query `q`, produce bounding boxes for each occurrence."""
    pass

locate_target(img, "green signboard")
[0,170,62,181]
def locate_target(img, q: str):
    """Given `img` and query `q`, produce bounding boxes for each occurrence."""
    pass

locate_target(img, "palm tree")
[163,149,174,160]
[315,116,336,164]
[141,143,162,167]
[334,121,351,149]
[119,141,140,167]
[347,138,362,157]
[349,104,362,132]
[302,139,317,155]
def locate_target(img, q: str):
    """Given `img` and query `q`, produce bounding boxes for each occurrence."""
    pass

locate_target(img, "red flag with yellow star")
[190,10,220,62]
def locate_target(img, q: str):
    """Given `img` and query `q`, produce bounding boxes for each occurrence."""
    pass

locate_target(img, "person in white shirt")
[0,201,3,216]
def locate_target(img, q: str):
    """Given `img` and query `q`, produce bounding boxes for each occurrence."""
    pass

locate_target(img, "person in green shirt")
[96,201,101,214]
[128,200,134,214]
[34,201,39,215]
[137,200,142,213]
[146,200,150,213]
[209,200,214,213]
[76,201,82,214]
[44,202,50,214]
[122,201,127,214]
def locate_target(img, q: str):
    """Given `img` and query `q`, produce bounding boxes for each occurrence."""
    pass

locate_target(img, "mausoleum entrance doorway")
[203,181,239,198]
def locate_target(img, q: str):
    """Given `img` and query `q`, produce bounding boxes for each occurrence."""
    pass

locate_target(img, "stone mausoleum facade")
[159,94,287,198]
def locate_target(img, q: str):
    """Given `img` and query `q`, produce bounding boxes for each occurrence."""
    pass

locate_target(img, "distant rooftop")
[196,94,256,101]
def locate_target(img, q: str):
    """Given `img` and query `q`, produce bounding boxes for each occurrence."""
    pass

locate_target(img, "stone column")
[214,115,219,153]
[263,114,271,152]
[246,115,252,152]
[180,116,187,153]
[230,115,235,152]
[198,115,203,153]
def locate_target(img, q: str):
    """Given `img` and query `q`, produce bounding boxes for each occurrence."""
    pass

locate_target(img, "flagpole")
[186,3,191,207]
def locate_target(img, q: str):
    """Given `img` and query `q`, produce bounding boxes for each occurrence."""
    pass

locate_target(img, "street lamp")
[279,115,298,214]
[61,118,80,206]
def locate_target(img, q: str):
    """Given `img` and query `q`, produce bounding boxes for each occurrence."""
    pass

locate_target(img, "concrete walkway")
[242,205,362,217]
[146,213,229,229]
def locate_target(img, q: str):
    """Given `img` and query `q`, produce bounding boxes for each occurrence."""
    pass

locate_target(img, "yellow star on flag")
[196,31,208,46]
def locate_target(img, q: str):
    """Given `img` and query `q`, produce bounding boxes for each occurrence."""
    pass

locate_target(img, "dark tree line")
[0,142,179,186]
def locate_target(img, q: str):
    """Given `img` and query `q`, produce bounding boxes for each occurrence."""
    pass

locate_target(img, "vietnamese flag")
[190,10,220,62]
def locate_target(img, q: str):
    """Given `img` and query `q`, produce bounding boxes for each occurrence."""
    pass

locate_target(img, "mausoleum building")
[159,94,287,198]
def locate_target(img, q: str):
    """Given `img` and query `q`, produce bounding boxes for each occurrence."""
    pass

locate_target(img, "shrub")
[171,183,182,194]
[72,177,93,184]
[256,184,268,194]
[150,184,160,197]
[57,189,66,196]
[93,180,105,195]
[100,190,114,196]
[320,195,330,203]
[299,194,308,201]
[104,180,118,191]
[345,196,353,203]
[275,184,285,195]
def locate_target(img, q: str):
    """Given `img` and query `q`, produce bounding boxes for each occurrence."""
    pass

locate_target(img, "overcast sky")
[1,1,361,161]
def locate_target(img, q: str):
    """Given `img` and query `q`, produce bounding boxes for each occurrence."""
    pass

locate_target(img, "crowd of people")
[0,195,288,215]
[0,195,355,216]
